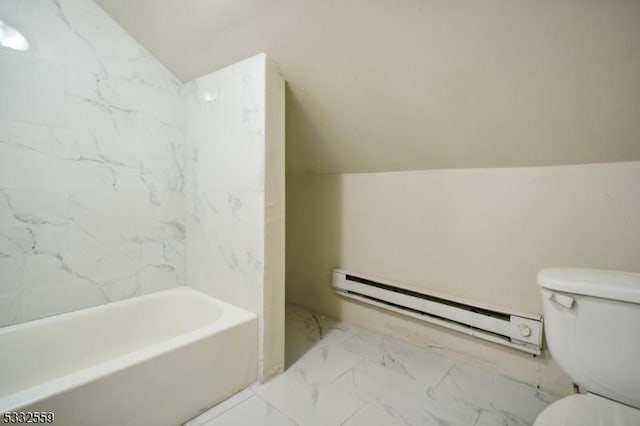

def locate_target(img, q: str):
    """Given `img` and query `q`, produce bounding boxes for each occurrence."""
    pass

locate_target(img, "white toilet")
[534,268,640,425]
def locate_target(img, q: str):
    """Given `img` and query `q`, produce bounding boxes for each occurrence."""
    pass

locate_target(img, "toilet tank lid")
[537,268,640,304]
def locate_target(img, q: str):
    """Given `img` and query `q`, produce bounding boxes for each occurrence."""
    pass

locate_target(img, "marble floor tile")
[341,327,454,388]
[202,396,296,426]
[253,370,365,426]
[342,404,408,426]
[473,409,529,426]
[334,360,480,426]
[184,388,255,426]
[285,303,358,367]
[287,341,361,385]
[432,362,560,425]
[189,303,559,426]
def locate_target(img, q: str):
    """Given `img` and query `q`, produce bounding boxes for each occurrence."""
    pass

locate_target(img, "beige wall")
[286,161,640,394]
[262,58,287,381]
[97,0,640,173]
[94,0,640,393]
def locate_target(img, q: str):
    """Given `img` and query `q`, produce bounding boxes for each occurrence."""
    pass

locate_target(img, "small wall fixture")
[0,19,29,51]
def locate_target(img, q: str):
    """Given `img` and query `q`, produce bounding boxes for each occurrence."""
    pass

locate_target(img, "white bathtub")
[0,287,257,426]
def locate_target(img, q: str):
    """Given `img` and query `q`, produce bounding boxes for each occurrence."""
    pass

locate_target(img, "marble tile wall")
[183,53,266,344]
[1,3,284,382]
[0,0,186,326]
[183,54,286,381]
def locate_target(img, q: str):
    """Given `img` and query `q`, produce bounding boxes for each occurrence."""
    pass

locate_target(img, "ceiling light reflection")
[0,19,29,51]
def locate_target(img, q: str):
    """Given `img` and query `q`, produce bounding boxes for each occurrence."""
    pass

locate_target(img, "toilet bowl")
[535,394,640,426]
[534,268,640,426]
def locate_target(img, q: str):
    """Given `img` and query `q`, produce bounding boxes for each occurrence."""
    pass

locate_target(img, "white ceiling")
[95,0,640,174]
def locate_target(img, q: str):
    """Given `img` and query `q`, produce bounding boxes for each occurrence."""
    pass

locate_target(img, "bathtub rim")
[0,287,243,337]
[0,287,257,413]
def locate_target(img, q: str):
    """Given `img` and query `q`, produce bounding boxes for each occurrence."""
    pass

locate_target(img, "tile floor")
[186,304,559,426]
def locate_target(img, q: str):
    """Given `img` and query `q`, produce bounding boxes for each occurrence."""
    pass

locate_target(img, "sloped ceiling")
[95,0,640,174]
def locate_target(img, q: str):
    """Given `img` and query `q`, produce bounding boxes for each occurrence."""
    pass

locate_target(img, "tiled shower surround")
[183,54,285,380]
[0,0,186,325]
[0,0,274,330]
[183,56,266,321]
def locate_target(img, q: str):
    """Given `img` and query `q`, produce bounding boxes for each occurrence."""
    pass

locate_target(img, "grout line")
[339,401,367,426]
[471,409,484,426]
[191,388,256,425]
[287,304,547,426]
[254,393,300,426]
[432,363,454,391]
[332,359,364,384]
[64,66,68,128]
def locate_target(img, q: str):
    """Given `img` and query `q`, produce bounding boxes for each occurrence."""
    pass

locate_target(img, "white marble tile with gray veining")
[182,55,269,323]
[202,396,296,426]
[184,388,256,426]
[286,341,361,386]
[0,0,185,327]
[473,409,529,426]
[186,191,263,250]
[334,360,481,426]
[0,189,69,258]
[186,240,262,314]
[253,371,364,426]
[187,304,559,426]
[183,59,265,194]
[342,404,408,426]
[0,51,66,127]
[185,190,264,314]
[432,362,560,426]
[340,327,454,388]
[0,121,144,192]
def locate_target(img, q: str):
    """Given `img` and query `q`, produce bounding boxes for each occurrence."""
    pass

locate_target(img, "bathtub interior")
[0,288,256,410]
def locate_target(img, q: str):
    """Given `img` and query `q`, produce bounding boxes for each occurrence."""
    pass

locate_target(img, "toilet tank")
[537,268,640,409]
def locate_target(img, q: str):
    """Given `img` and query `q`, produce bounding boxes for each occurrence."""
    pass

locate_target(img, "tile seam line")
[339,401,367,426]
[253,392,300,426]
[432,363,454,392]
[332,359,365,385]
[471,408,484,426]
[195,388,255,424]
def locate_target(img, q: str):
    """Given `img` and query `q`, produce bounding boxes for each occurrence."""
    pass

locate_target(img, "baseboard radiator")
[332,269,543,355]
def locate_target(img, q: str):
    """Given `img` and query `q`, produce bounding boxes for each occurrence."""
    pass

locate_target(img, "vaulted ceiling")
[95,0,640,174]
